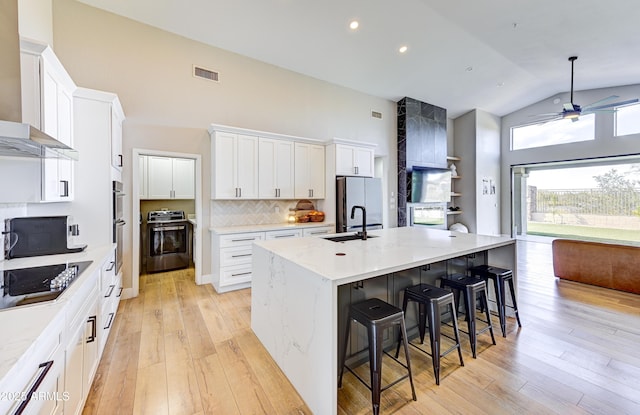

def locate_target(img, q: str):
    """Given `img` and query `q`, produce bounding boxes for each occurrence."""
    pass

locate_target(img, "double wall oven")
[146,210,191,273]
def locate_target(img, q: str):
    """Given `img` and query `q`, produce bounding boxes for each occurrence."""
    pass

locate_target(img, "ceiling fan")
[533,56,638,123]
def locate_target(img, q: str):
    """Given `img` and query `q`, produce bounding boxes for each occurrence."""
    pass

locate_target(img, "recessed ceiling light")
[465,66,473,72]
[497,82,505,87]
[349,20,359,30]
[553,98,561,104]
[398,45,408,54]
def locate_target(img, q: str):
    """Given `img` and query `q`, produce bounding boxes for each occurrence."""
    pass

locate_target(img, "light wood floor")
[84,240,640,414]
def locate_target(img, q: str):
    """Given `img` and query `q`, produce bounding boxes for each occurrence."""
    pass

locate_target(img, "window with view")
[615,103,640,136]
[511,113,595,150]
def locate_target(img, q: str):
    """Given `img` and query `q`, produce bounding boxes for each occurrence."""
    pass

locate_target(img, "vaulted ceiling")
[77,0,640,118]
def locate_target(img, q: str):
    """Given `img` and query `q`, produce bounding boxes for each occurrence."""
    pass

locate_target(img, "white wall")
[499,84,640,234]
[51,0,398,289]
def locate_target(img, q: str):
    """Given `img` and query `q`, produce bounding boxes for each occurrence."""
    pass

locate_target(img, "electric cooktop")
[0,261,93,310]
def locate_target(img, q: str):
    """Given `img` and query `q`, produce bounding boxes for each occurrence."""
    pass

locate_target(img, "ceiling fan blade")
[530,112,561,117]
[585,98,639,112]
[581,95,619,110]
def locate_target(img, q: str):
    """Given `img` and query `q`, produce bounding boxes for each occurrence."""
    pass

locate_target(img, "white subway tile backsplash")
[211,200,297,227]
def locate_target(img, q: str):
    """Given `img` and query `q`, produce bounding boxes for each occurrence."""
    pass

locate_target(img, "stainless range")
[145,210,191,273]
[1,261,93,310]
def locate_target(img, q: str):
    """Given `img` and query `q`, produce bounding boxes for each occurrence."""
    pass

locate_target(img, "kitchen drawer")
[265,229,302,240]
[218,232,265,248]
[220,245,253,267]
[303,226,335,237]
[220,264,253,286]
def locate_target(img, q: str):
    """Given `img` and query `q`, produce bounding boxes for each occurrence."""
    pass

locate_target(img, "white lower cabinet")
[211,225,333,292]
[0,319,65,415]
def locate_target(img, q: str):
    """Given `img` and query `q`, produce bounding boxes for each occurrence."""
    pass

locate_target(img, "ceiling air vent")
[193,65,219,82]
[371,110,382,119]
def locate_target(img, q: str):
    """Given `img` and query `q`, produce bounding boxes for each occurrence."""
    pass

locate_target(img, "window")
[511,114,595,150]
[615,102,640,137]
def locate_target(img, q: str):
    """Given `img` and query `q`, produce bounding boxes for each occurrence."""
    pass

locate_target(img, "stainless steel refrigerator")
[336,176,383,233]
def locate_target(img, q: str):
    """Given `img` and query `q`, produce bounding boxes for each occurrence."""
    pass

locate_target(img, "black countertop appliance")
[4,216,87,259]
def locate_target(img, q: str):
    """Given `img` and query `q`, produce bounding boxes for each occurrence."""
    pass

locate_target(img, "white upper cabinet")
[212,131,259,199]
[20,39,77,202]
[258,138,294,199]
[294,142,325,199]
[335,143,375,177]
[110,102,124,179]
[146,156,195,199]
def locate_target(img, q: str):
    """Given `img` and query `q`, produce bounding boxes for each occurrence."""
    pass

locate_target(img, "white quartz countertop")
[253,227,514,285]
[0,245,115,383]
[210,221,334,234]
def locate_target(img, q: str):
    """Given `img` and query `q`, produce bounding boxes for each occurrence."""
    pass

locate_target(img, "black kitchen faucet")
[351,205,367,240]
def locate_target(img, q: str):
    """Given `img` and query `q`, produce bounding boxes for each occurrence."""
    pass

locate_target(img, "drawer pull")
[105,284,115,298]
[87,315,97,343]
[104,312,115,330]
[231,253,252,258]
[231,237,257,242]
[274,234,297,238]
[14,360,54,415]
[106,261,116,272]
[231,271,251,277]
[117,287,123,297]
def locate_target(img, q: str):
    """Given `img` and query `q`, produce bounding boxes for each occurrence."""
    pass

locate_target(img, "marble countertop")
[0,244,115,384]
[253,227,514,285]
[210,221,335,234]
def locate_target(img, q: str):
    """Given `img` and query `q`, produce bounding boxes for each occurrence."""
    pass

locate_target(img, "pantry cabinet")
[144,156,195,199]
[258,138,294,199]
[294,142,325,199]
[212,131,259,199]
[21,39,77,202]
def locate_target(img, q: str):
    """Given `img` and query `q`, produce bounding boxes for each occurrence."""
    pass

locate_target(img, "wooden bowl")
[309,212,325,222]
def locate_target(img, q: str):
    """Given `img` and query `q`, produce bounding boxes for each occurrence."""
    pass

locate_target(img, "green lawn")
[527,222,640,244]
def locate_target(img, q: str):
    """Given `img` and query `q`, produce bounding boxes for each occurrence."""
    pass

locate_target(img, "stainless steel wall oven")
[146,210,190,273]
[112,181,126,275]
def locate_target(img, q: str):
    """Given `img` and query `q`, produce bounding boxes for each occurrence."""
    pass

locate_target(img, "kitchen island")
[251,226,515,415]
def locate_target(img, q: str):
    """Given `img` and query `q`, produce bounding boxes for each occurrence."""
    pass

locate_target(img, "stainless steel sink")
[324,234,378,242]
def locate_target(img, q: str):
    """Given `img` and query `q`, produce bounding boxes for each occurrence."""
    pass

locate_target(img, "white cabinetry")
[111,106,124,179]
[64,267,100,415]
[21,39,77,202]
[294,142,325,199]
[145,156,195,199]
[212,131,258,199]
[0,319,65,415]
[258,138,294,199]
[212,232,265,292]
[211,224,333,293]
[335,143,374,177]
[98,250,120,356]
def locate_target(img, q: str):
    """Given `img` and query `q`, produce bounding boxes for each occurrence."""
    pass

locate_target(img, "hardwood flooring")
[84,239,640,414]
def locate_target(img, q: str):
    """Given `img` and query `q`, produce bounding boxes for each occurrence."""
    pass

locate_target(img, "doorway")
[131,149,203,297]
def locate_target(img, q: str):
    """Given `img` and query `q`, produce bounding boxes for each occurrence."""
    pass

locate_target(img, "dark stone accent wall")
[397,97,447,227]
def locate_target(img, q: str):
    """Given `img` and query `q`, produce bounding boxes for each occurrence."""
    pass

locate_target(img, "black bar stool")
[395,283,464,385]
[469,265,522,337]
[440,274,496,358]
[339,298,417,415]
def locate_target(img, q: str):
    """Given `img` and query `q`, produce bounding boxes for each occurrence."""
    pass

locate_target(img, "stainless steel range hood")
[0,0,78,160]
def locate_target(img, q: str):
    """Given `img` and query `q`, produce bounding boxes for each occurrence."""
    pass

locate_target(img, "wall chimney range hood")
[0,0,78,160]
[0,121,79,160]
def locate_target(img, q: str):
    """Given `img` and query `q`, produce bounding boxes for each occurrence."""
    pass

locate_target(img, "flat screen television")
[408,168,452,203]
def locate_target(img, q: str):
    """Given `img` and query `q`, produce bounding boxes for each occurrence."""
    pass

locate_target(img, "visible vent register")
[371,110,382,119]
[193,65,219,82]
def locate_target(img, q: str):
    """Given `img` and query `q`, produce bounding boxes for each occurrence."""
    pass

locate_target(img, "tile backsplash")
[211,200,312,227]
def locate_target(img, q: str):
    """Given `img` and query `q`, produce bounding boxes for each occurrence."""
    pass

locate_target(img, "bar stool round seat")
[440,274,496,358]
[469,264,522,337]
[395,283,464,385]
[339,297,417,415]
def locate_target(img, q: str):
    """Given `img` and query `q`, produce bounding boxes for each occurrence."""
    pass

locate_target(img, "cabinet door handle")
[118,154,123,167]
[60,180,69,197]
[355,166,359,175]
[104,312,115,330]
[239,188,242,197]
[106,261,116,272]
[13,360,54,415]
[87,315,97,343]
[117,287,123,297]
[105,284,115,298]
